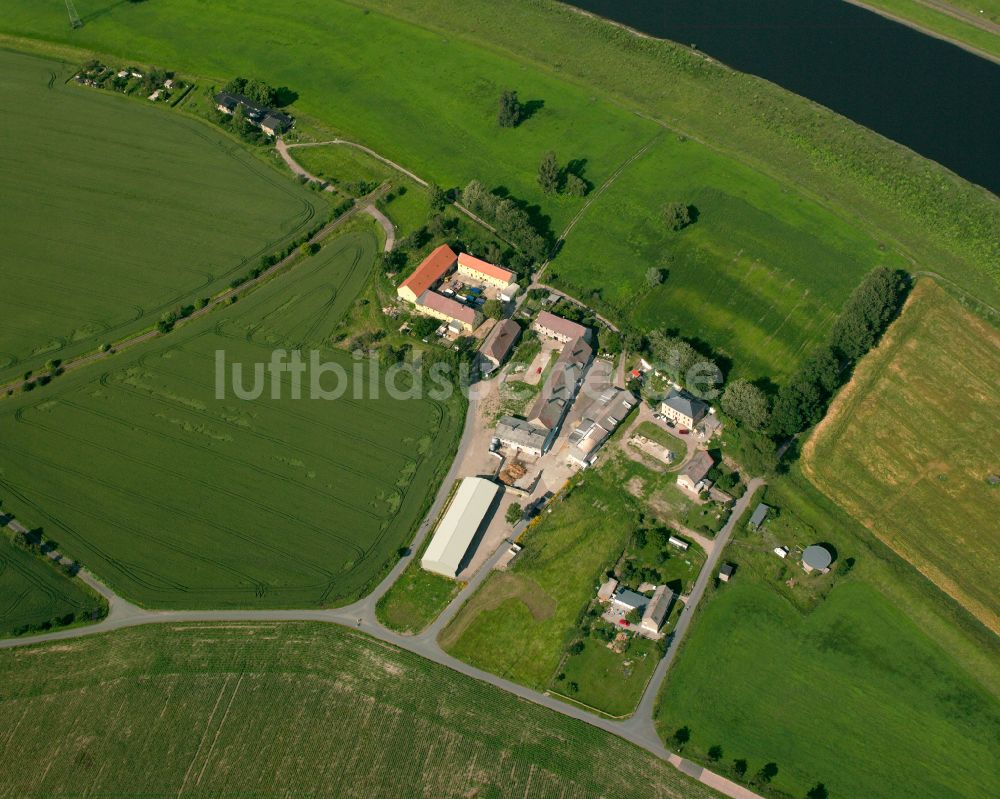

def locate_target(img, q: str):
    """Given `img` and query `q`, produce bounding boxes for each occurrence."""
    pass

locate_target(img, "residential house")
[415,290,481,332]
[532,310,590,344]
[677,449,715,494]
[479,319,521,374]
[457,252,514,288]
[640,585,674,635]
[660,388,709,429]
[260,111,292,137]
[611,587,648,614]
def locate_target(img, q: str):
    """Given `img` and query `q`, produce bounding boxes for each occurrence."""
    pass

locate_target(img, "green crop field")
[654,471,1000,799]
[4,0,996,385]
[0,48,325,385]
[0,534,105,637]
[0,231,463,608]
[804,279,1000,634]
[0,623,717,799]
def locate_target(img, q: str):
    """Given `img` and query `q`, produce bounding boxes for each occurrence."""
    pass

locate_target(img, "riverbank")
[844,0,1000,64]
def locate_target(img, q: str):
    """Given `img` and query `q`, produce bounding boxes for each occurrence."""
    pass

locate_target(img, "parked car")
[678,428,689,435]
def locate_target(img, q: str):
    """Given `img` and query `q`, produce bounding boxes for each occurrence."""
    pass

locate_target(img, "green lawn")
[293,143,396,192]
[439,470,635,689]
[557,634,660,717]
[633,420,687,463]
[3,1,995,386]
[375,563,460,634]
[0,533,106,637]
[0,623,718,799]
[0,48,325,385]
[654,470,1000,799]
[0,231,463,609]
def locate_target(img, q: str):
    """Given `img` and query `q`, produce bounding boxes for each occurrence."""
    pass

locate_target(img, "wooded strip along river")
[565,0,1000,196]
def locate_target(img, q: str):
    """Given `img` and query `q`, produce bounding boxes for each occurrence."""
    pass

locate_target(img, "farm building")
[532,310,590,344]
[214,91,292,136]
[802,544,834,574]
[597,577,619,602]
[260,112,292,136]
[421,477,501,578]
[719,563,736,582]
[567,388,638,467]
[457,252,514,288]
[526,336,592,434]
[479,319,521,374]
[397,244,458,304]
[415,289,481,332]
[748,503,770,530]
[667,535,690,551]
[660,388,710,429]
[677,449,715,494]
[494,416,548,457]
[640,585,674,635]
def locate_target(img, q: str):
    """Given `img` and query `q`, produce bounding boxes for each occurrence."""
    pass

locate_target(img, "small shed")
[773,546,789,559]
[718,563,736,583]
[667,535,689,551]
[597,577,619,602]
[748,503,770,530]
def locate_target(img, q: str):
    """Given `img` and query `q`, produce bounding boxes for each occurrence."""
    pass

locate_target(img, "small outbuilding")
[748,503,770,530]
[718,563,736,583]
[802,544,834,574]
[667,535,690,552]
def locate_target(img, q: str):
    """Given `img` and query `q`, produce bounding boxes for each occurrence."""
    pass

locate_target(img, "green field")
[0,231,463,608]
[551,135,899,378]
[804,279,1000,633]
[557,633,661,718]
[0,48,325,384]
[440,469,636,690]
[0,533,105,637]
[3,0,996,385]
[857,0,1000,60]
[0,623,717,799]
[654,471,1000,799]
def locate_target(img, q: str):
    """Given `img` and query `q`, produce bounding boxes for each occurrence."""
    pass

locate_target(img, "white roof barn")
[421,477,501,578]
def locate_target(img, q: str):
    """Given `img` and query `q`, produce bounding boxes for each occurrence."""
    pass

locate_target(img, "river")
[564,0,1000,196]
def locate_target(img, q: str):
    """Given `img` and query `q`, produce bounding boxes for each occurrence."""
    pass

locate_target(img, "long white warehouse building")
[421,477,501,578]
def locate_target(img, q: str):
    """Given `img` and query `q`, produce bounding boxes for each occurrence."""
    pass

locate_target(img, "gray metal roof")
[495,416,547,450]
[749,503,770,528]
[802,545,833,570]
[612,587,648,610]
[527,336,592,430]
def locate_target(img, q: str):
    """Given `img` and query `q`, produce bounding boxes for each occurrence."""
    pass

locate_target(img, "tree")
[505,503,523,524]
[537,151,561,194]
[663,202,692,231]
[754,763,779,786]
[671,726,691,751]
[721,378,771,431]
[645,267,664,288]
[829,266,905,363]
[732,759,748,779]
[428,182,447,211]
[479,300,502,320]
[806,783,829,799]
[498,89,523,127]
[568,640,585,655]
[707,745,724,762]
[564,173,587,197]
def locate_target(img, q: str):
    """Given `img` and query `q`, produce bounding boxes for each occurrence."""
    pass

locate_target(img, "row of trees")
[223,76,279,107]
[460,180,548,263]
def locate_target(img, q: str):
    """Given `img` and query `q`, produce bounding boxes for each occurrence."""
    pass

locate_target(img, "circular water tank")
[802,545,833,571]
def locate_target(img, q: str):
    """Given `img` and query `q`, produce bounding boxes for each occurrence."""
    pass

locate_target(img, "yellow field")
[804,279,1000,633]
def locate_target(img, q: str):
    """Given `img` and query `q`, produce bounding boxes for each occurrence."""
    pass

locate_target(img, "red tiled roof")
[400,244,457,297]
[458,252,514,283]
[418,290,477,325]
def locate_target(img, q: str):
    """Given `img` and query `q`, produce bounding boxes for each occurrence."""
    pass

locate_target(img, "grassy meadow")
[804,279,1000,633]
[0,231,463,608]
[0,623,718,799]
[0,533,105,637]
[654,470,1000,799]
[3,1,996,384]
[0,48,325,384]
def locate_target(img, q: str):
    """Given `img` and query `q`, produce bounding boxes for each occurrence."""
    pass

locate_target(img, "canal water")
[565,0,1000,196]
